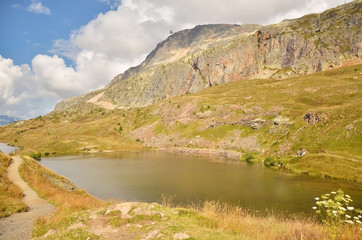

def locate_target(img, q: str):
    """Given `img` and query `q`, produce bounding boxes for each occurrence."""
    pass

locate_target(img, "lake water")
[0,143,19,155]
[41,151,362,214]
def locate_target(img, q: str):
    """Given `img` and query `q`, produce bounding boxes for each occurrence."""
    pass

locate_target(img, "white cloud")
[27,1,51,15]
[51,0,345,88]
[11,4,22,9]
[98,0,122,9]
[0,55,52,118]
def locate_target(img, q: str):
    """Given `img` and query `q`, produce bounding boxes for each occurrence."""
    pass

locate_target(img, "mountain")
[54,0,362,113]
[0,115,21,126]
[1,64,361,181]
[0,1,361,181]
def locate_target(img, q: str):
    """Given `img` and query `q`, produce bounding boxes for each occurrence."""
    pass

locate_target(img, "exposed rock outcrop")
[251,118,265,130]
[304,112,328,125]
[54,1,362,113]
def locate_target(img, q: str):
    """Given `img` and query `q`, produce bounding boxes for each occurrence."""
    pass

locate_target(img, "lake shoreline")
[2,141,361,183]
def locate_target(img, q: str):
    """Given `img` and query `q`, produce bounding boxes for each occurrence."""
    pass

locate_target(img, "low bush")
[264,156,276,167]
[29,152,41,161]
[244,152,256,163]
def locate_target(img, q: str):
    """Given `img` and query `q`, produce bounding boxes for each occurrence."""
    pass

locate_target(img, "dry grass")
[15,156,361,239]
[18,156,103,237]
[19,156,101,210]
[0,152,27,218]
[198,201,360,240]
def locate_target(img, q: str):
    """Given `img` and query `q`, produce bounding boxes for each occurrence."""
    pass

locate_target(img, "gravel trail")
[0,156,54,240]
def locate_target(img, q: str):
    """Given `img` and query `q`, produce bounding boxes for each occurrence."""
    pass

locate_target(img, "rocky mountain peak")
[54,0,362,113]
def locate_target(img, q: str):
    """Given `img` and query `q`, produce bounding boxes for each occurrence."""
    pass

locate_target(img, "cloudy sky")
[0,0,347,119]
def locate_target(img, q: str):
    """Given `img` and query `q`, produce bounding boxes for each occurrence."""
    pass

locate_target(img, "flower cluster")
[313,189,361,232]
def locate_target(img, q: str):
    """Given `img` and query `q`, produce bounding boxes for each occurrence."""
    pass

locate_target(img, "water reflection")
[0,143,19,155]
[41,151,362,214]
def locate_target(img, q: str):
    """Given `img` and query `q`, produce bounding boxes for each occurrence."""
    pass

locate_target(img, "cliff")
[54,0,362,112]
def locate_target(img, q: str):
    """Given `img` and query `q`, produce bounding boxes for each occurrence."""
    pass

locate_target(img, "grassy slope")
[20,155,362,240]
[0,65,361,181]
[0,152,27,217]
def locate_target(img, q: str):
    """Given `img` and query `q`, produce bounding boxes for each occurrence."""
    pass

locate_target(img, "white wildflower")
[345,220,353,224]
[339,207,346,211]
[315,197,320,200]
[331,191,337,194]
[347,206,354,210]
[346,214,351,218]
[312,206,317,210]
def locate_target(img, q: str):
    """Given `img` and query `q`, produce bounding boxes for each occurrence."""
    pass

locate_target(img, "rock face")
[54,1,362,112]
[251,118,265,130]
[304,112,328,125]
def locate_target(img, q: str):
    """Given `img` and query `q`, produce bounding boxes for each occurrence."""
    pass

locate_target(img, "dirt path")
[312,153,362,163]
[0,156,55,240]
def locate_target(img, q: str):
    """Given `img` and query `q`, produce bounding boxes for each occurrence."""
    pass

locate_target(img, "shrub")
[29,152,42,161]
[244,152,255,163]
[313,189,362,238]
[264,157,275,167]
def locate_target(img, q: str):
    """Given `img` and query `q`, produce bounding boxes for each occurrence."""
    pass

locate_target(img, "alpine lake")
[39,151,362,214]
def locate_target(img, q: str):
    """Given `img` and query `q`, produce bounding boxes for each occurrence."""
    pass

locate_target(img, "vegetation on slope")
[0,152,27,217]
[0,65,360,181]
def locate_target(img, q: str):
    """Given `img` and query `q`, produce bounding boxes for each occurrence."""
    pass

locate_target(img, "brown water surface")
[41,151,362,214]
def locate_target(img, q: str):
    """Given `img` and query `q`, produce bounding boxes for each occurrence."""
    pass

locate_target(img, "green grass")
[0,64,361,181]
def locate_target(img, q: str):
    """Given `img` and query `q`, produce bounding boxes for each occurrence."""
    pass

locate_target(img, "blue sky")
[0,0,346,119]
[0,0,114,66]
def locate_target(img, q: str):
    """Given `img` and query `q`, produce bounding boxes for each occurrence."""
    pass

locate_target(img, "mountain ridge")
[0,115,22,126]
[54,0,362,113]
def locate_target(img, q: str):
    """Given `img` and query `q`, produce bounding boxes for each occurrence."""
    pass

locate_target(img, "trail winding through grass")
[0,156,54,240]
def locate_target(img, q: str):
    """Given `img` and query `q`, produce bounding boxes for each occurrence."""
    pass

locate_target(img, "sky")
[0,0,348,119]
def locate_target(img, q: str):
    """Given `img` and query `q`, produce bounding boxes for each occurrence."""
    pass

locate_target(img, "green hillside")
[1,64,361,181]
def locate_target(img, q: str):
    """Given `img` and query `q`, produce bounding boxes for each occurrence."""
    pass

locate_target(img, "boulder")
[250,118,265,130]
[174,232,190,240]
[303,112,327,125]
[273,116,291,125]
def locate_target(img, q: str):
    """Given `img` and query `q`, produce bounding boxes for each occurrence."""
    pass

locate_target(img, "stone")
[173,232,190,240]
[250,118,265,130]
[67,222,86,230]
[345,124,354,131]
[273,116,291,125]
[144,230,160,239]
[105,202,139,218]
[304,112,327,125]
